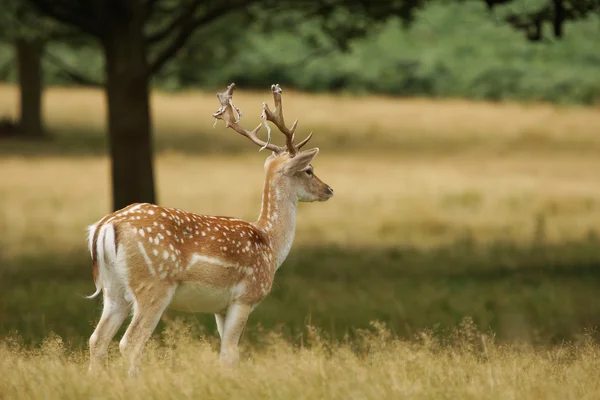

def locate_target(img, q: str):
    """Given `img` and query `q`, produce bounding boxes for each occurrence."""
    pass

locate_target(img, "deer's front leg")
[219,303,251,367]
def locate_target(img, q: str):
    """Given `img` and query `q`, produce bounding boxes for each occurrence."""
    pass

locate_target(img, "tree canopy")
[486,0,599,41]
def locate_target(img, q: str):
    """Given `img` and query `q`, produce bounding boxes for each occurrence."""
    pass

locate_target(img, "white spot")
[139,229,145,237]
[146,227,152,233]
[163,251,169,260]
[153,222,158,226]
[201,231,206,236]
[128,204,144,213]
[166,230,172,236]
[153,249,158,256]
[171,254,176,261]
[148,210,155,215]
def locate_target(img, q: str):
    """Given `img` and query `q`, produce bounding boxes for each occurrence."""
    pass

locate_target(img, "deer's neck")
[254,173,298,270]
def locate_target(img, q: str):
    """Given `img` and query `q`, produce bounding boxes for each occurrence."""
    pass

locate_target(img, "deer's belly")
[168,282,232,313]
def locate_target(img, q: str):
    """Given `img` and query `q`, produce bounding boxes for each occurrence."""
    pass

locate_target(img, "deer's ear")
[282,148,319,176]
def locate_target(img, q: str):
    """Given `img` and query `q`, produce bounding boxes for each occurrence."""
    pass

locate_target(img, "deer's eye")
[305,168,313,176]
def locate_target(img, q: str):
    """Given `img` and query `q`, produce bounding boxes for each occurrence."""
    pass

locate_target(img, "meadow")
[2,321,600,399]
[1,84,600,398]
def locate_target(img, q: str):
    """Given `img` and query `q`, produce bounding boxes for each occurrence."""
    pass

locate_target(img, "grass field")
[1,84,600,398]
[2,84,600,156]
[2,321,600,399]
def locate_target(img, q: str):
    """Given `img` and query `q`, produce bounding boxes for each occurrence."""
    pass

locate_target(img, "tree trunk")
[102,0,156,211]
[553,0,565,38]
[15,38,44,138]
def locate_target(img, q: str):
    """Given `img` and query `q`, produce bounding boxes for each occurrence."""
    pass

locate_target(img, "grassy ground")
[2,321,600,400]
[1,84,600,156]
[1,85,600,397]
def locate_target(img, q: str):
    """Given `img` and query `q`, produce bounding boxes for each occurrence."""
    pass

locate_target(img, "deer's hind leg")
[119,282,176,376]
[88,287,130,373]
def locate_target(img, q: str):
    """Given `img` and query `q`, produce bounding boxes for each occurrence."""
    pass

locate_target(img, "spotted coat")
[91,202,277,307]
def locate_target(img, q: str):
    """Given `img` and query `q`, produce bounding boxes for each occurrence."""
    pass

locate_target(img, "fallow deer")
[86,83,333,375]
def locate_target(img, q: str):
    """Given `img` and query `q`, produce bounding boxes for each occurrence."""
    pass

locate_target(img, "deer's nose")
[326,186,334,195]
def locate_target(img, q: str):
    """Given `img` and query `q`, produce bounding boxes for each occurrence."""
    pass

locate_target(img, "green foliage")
[0,1,598,104]
[0,0,59,40]
[215,1,599,104]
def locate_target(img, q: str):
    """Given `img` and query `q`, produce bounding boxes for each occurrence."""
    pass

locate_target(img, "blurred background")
[0,0,599,348]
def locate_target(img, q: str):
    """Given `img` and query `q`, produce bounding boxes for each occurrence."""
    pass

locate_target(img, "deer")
[86,83,334,375]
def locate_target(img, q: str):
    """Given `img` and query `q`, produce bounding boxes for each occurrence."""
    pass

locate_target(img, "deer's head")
[264,149,332,202]
[213,83,333,203]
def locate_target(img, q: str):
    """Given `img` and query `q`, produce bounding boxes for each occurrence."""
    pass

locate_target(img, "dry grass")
[1,321,599,400]
[2,84,598,259]
[1,151,600,262]
[1,84,600,154]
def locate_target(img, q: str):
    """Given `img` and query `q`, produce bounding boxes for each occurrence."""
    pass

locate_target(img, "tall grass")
[1,320,599,399]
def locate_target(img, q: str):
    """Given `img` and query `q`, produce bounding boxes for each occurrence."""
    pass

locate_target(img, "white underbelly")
[168,282,232,313]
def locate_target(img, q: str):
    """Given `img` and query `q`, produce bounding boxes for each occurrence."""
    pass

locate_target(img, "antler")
[212,83,283,153]
[261,84,312,157]
[213,83,313,156]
